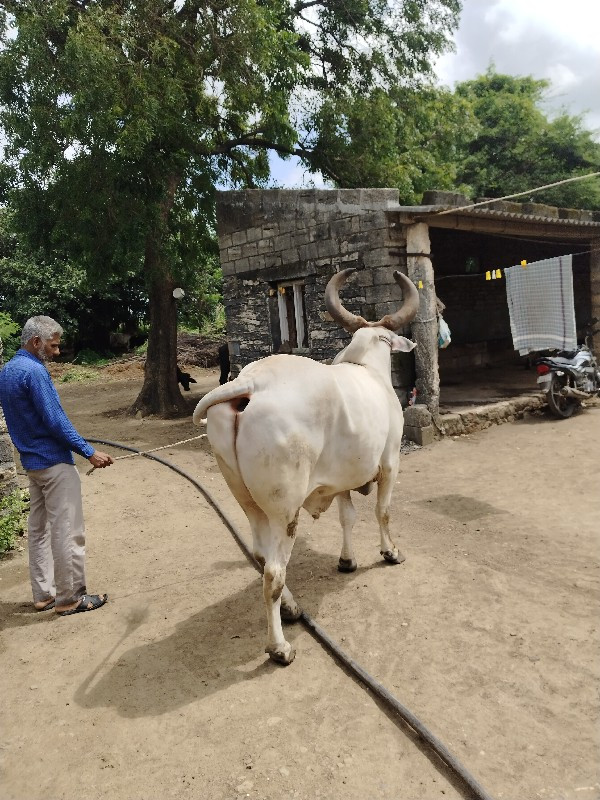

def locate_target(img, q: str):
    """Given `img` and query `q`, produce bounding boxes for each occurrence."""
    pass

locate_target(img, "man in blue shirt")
[0,315,114,616]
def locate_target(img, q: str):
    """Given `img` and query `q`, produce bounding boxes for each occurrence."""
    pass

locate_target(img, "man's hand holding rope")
[85,434,206,476]
[87,450,115,470]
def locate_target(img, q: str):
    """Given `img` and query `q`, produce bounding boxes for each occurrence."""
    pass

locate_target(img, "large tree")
[0,0,460,415]
[454,69,600,209]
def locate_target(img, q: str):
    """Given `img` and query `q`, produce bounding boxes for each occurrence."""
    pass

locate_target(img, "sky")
[271,0,600,188]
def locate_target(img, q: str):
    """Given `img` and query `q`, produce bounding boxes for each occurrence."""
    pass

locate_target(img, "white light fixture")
[172,287,185,300]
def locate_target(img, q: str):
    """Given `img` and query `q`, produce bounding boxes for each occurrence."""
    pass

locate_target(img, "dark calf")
[177,366,197,392]
[218,343,230,385]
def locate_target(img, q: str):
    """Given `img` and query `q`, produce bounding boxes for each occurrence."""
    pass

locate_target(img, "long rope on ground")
[85,436,497,800]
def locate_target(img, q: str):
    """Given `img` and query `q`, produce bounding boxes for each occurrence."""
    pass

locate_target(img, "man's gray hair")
[20,316,64,347]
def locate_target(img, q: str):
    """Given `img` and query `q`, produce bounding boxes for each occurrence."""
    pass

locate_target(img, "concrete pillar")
[406,223,439,415]
[591,238,600,328]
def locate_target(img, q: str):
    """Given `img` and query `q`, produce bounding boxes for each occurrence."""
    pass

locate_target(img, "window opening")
[277,281,308,349]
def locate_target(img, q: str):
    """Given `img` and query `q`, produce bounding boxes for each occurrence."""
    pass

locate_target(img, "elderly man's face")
[33,333,61,363]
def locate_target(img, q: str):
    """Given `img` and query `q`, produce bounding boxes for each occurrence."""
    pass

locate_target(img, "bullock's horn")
[324,268,369,333]
[325,268,420,334]
[373,270,420,332]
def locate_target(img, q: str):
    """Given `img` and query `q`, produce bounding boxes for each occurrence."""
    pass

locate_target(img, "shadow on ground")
[72,537,380,718]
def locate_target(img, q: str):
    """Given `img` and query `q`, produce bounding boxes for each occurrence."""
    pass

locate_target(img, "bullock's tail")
[192,377,254,425]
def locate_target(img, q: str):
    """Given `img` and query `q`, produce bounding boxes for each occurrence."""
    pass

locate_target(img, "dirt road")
[1,367,599,800]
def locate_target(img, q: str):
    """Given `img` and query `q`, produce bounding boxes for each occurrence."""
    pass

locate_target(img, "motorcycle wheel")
[546,374,578,418]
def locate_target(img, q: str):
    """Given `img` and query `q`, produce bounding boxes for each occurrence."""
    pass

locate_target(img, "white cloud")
[434,0,600,136]
[486,0,600,50]
[546,64,579,94]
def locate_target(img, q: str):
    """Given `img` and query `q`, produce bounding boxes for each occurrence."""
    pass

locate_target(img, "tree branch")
[292,1,325,14]
[226,151,258,188]
[210,136,309,160]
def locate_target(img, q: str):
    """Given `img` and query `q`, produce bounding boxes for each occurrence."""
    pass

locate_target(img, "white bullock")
[193,269,419,664]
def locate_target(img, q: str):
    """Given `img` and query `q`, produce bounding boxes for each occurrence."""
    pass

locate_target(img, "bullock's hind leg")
[245,507,301,625]
[376,463,405,565]
[254,512,300,666]
[214,447,300,658]
[337,491,357,572]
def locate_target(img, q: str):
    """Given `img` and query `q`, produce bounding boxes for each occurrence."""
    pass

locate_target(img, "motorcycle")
[535,318,600,418]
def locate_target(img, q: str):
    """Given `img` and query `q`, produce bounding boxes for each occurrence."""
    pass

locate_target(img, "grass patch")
[0,488,29,555]
[60,366,100,383]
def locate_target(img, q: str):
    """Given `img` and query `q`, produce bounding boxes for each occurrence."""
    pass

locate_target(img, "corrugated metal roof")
[398,204,600,228]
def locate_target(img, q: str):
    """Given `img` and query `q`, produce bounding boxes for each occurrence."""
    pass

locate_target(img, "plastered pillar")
[591,238,600,330]
[406,223,439,415]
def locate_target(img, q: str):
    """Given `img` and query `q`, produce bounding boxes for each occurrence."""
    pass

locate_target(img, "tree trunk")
[129,269,188,417]
[129,174,187,417]
[0,336,18,498]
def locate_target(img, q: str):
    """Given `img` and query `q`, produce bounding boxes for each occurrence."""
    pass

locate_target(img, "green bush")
[0,312,20,360]
[0,488,29,555]
[72,348,112,366]
[199,303,226,337]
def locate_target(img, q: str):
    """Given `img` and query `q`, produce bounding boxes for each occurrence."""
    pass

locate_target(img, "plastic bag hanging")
[438,316,451,349]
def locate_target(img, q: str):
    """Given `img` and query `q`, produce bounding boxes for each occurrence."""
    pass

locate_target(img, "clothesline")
[433,251,593,284]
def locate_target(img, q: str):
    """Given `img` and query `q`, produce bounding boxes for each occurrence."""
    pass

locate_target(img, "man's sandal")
[57,593,108,616]
[34,599,55,612]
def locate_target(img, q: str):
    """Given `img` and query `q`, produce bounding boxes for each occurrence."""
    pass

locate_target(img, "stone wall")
[216,188,418,403]
[0,337,18,498]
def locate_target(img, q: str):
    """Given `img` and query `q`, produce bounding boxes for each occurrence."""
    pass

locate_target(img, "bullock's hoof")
[281,602,302,623]
[381,549,406,565]
[265,643,296,666]
[338,557,357,573]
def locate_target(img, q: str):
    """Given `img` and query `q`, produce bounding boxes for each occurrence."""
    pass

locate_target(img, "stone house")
[216,188,600,441]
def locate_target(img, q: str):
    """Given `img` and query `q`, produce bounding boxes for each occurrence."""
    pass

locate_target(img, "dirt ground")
[1,363,599,800]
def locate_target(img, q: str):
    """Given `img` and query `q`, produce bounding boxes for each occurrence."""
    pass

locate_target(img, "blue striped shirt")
[0,349,94,470]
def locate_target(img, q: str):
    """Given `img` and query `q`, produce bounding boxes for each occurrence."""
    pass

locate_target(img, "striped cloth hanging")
[504,255,576,355]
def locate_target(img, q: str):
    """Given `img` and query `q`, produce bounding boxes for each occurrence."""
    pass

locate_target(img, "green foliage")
[0,0,460,271]
[309,84,475,201]
[307,66,600,209]
[199,302,226,337]
[0,311,20,360]
[176,246,223,331]
[72,349,112,367]
[0,488,28,555]
[0,311,18,340]
[454,69,600,209]
[0,207,149,350]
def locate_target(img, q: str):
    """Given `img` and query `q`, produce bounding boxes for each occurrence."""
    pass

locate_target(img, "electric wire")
[86,436,497,800]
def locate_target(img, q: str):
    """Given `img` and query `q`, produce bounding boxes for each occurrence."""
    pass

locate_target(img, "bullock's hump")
[243,353,329,392]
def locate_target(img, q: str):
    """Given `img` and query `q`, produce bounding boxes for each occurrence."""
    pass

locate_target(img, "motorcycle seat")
[557,349,580,359]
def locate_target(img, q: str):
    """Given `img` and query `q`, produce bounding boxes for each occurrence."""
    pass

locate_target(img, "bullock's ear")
[390,334,416,353]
